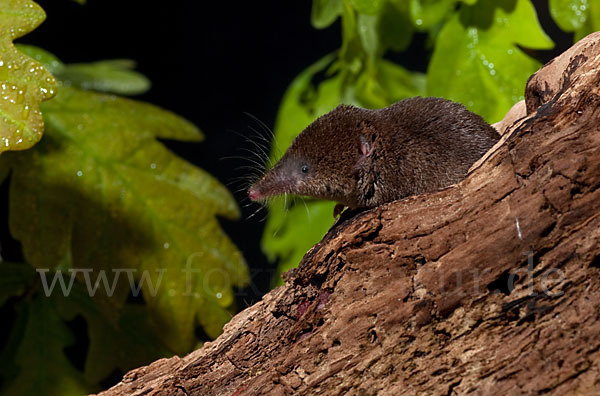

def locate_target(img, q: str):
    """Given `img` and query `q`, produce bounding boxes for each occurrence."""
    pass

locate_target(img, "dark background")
[2,0,572,304]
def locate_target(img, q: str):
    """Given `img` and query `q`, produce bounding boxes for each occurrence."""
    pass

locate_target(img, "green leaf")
[350,0,385,15]
[379,0,414,51]
[2,296,93,395]
[0,0,58,154]
[56,59,151,95]
[312,0,343,29]
[6,86,248,353]
[357,13,379,60]
[355,60,426,108]
[16,46,151,95]
[575,1,600,40]
[0,262,35,306]
[427,0,553,122]
[549,0,588,32]
[15,44,65,75]
[54,284,171,384]
[378,60,426,100]
[409,0,457,30]
[340,0,363,68]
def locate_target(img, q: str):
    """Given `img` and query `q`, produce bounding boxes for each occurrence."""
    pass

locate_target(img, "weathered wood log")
[97,33,600,396]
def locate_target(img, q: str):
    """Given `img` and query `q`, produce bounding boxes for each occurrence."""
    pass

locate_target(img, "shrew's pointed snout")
[248,187,261,201]
[247,165,298,201]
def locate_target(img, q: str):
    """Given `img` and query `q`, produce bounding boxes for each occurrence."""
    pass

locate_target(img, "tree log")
[97,33,600,396]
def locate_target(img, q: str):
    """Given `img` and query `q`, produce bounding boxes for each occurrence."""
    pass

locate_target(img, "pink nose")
[248,188,260,201]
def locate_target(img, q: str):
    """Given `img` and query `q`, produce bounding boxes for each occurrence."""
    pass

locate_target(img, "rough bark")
[97,33,600,396]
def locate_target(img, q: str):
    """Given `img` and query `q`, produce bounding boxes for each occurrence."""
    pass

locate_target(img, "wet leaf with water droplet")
[550,0,600,40]
[549,0,588,32]
[408,0,457,30]
[15,44,65,75]
[580,4,600,40]
[427,0,554,123]
[575,1,600,40]
[0,0,57,154]
[6,85,248,353]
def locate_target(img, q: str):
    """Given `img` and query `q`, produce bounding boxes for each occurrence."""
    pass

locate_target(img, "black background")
[2,0,572,305]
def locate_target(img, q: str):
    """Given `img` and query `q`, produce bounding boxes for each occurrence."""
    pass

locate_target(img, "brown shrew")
[248,97,499,210]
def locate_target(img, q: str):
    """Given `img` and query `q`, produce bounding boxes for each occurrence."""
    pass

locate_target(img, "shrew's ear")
[359,134,374,157]
[354,133,375,171]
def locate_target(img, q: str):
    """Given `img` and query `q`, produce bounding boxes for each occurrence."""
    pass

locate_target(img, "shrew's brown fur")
[248,97,500,208]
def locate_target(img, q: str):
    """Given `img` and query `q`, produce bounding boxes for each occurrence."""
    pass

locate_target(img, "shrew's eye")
[301,165,309,174]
